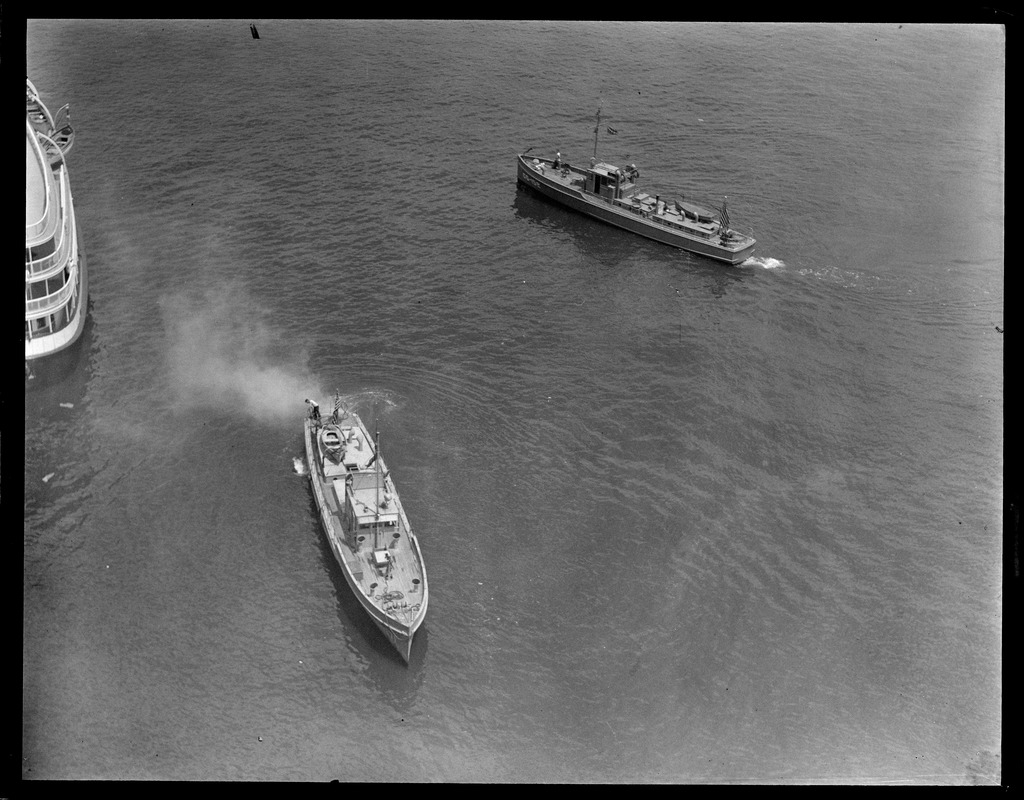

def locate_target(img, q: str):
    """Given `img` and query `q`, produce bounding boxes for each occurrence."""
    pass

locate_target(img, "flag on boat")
[718,198,730,231]
[332,391,346,421]
[607,126,618,135]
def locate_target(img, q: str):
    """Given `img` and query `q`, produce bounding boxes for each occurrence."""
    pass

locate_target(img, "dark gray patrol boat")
[517,109,755,264]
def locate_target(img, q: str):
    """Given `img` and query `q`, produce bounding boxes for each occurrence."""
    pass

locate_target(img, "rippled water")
[24,20,1002,783]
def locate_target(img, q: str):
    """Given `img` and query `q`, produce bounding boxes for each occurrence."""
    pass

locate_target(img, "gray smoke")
[160,283,324,424]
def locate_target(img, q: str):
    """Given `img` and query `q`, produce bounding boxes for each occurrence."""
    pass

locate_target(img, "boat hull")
[304,411,427,663]
[517,155,755,265]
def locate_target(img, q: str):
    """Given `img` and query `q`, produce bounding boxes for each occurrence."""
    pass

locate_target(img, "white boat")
[303,394,428,663]
[517,109,756,265]
[26,78,87,361]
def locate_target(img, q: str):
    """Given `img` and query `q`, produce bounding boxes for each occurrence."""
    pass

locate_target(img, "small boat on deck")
[304,393,427,663]
[516,109,756,265]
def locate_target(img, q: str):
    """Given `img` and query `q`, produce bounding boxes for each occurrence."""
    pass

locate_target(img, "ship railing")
[26,171,74,278]
[25,263,79,316]
[637,208,716,239]
[26,207,78,317]
[25,215,51,245]
[36,130,67,167]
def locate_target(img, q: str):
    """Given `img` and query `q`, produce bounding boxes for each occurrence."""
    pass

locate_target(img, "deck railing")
[25,202,77,317]
[26,168,73,278]
[25,262,78,316]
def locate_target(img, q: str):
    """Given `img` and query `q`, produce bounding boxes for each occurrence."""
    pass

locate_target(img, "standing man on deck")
[306,399,320,420]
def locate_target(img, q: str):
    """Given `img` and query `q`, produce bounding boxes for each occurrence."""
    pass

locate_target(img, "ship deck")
[306,413,426,628]
[525,157,726,232]
[26,131,50,235]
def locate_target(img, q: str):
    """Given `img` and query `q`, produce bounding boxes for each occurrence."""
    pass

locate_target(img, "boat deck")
[319,470,421,590]
[306,412,426,629]
[522,156,748,244]
[26,135,49,232]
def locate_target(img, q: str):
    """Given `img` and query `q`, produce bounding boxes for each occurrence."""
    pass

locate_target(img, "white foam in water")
[337,388,402,417]
[742,256,785,270]
[293,457,307,476]
[795,265,877,289]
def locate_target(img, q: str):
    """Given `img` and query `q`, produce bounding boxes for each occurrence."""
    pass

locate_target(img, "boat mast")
[374,428,381,551]
[593,107,601,161]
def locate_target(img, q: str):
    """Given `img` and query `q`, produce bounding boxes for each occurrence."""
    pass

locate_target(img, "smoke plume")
[160,283,325,424]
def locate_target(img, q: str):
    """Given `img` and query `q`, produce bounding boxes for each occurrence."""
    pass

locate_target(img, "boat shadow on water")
[513,183,635,265]
[513,187,746,299]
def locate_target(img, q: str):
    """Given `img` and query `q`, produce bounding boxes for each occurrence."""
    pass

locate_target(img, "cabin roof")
[350,481,399,524]
[590,162,621,176]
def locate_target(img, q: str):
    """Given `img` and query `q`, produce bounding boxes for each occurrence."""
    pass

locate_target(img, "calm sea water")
[23,20,1003,783]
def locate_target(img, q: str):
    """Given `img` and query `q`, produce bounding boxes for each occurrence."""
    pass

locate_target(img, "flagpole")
[593,108,601,161]
[374,427,380,551]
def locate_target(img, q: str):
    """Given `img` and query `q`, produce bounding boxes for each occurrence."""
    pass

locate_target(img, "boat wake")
[338,388,402,416]
[293,457,307,476]
[741,256,785,270]
[796,265,881,289]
